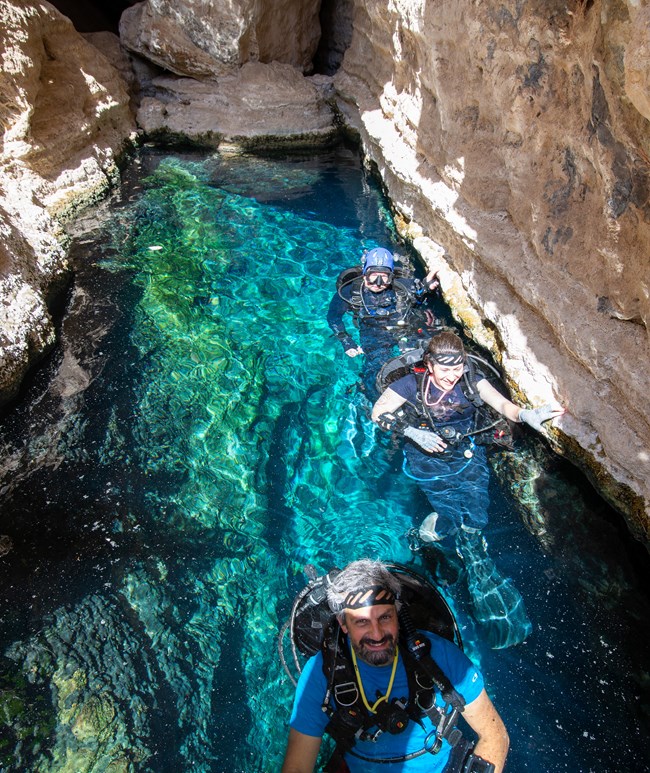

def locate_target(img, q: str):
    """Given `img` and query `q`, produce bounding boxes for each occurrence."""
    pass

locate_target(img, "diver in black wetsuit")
[372,331,565,544]
[371,330,565,648]
[327,248,439,401]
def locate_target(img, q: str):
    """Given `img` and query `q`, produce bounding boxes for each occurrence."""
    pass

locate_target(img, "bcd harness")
[336,267,424,329]
[320,608,465,771]
[375,348,513,451]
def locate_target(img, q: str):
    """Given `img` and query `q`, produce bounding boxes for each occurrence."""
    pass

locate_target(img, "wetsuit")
[289,631,484,772]
[327,277,427,401]
[390,372,491,538]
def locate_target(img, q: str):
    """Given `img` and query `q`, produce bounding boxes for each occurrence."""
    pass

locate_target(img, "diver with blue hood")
[327,248,439,401]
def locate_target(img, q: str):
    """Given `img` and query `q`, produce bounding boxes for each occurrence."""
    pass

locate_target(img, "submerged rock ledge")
[0,0,648,545]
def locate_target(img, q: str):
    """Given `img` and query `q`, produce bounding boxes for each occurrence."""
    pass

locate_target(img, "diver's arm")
[327,293,362,355]
[372,389,446,451]
[477,379,565,429]
[281,728,322,773]
[476,379,522,422]
[462,689,510,773]
[371,387,408,423]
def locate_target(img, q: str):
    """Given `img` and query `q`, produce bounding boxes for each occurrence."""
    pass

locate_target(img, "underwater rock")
[0,534,12,556]
[5,592,156,770]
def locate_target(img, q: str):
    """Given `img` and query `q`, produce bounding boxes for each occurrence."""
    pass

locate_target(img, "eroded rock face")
[0,1,135,404]
[119,0,321,77]
[334,0,650,536]
[137,62,337,148]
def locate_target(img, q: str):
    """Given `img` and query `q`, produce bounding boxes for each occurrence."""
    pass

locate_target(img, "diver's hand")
[403,426,447,453]
[424,270,439,291]
[519,404,565,432]
[345,346,363,358]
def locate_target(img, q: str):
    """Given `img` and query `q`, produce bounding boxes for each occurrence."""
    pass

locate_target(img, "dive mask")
[365,271,393,288]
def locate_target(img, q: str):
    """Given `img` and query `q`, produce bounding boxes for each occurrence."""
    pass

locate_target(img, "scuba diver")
[280,559,509,773]
[371,330,565,648]
[327,247,440,401]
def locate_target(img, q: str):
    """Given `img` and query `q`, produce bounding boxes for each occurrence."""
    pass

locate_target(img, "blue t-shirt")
[390,373,474,429]
[289,632,484,772]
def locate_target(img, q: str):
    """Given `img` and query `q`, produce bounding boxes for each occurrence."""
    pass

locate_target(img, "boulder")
[0,0,135,404]
[119,0,321,77]
[137,61,337,148]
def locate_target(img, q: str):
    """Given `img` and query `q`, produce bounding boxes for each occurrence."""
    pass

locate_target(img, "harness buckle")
[334,681,359,707]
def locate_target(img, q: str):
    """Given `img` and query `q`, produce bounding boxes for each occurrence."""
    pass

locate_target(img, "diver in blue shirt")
[282,559,509,773]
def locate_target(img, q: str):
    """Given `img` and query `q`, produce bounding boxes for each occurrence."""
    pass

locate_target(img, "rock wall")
[136,63,338,149]
[0,0,135,403]
[119,0,322,76]
[333,0,650,539]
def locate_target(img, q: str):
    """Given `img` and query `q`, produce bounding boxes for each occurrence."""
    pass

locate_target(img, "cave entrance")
[46,0,136,34]
[313,0,354,75]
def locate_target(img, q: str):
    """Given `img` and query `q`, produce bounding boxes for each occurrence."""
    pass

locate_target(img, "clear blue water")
[0,146,648,772]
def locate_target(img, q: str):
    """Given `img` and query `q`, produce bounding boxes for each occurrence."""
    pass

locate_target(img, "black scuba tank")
[336,266,363,290]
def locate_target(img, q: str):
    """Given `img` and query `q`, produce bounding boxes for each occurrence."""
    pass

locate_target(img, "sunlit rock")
[137,62,337,148]
[0,0,135,404]
[333,0,650,537]
[623,4,650,123]
[83,30,138,99]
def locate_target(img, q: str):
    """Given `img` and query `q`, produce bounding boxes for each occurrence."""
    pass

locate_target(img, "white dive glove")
[519,404,563,432]
[403,426,446,453]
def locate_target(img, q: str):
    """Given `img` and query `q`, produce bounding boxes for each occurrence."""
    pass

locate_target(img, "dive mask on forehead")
[343,585,396,609]
[430,352,465,367]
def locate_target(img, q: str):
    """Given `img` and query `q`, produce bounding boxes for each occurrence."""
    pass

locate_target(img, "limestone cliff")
[119,0,322,76]
[333,0,650,539]
[0,0,135,403]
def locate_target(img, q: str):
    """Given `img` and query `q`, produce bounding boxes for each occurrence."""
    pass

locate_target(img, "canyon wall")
[0,0,135,403]
[1,0,649,540]
[333,0,650,539]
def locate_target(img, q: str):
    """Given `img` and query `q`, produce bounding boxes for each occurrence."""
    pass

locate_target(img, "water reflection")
[0,147,648,772]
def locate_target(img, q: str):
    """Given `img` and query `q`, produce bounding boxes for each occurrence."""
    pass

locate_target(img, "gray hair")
[326,559,402,619]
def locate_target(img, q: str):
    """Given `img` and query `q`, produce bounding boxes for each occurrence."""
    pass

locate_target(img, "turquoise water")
[0,146,648,772]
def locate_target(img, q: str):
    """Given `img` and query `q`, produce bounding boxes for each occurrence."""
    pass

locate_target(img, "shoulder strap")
[336,271,364,311]
[399,628,465,752]
[461,355,484,407]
